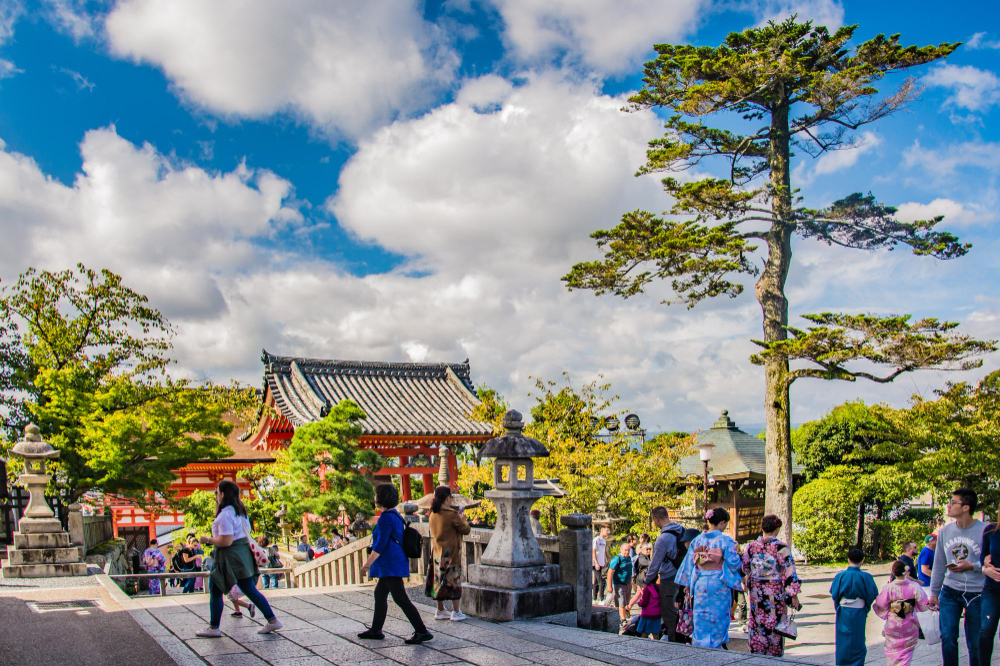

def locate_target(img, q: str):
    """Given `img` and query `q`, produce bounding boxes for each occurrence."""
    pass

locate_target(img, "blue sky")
[1,0,998,431]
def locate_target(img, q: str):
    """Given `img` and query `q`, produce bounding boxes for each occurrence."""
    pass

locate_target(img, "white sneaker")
[434,610,450,620]
[196,627,222,638]
[257,619,283,634]
[450,611,468,622]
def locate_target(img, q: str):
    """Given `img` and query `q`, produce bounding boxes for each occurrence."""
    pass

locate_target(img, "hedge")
[792,477,862,563]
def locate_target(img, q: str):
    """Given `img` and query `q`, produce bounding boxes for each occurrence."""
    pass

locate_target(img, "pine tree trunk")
[758,92,795,546]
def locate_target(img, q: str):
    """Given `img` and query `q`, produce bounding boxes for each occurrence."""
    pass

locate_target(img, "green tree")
[563,18,993,539]
[793,476,863,562]
[889,370,1000,516]
[0,265,249,503]
[275,400,384,533]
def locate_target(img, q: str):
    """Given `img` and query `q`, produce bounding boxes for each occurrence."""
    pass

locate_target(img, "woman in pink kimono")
[873,559,929,666]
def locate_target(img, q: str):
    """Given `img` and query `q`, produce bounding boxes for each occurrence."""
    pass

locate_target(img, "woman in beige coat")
[428,486,472,621]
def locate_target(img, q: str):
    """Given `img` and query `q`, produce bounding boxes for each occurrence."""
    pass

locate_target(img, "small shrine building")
[678,410,804,543]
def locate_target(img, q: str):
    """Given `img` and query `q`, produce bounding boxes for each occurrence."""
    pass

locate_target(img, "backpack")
[664,524,688,569]
[388,511,423,559]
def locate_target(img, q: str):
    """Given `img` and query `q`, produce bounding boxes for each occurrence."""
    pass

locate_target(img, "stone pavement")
[117,580,819,665]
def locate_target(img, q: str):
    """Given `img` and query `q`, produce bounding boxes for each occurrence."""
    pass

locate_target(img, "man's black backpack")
[389,511,423,559]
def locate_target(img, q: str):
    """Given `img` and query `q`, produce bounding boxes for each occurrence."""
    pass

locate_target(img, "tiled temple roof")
[261,350,492,437]
[679,410,804,481]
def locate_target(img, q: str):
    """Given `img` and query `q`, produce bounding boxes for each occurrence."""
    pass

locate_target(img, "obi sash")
[839,598,865,609]
[693,547,723,571]
[889,598,916,619]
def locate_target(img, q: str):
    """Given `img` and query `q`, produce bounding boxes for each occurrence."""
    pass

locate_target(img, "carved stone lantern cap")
[11,424,60,460]
[480,410,549,459]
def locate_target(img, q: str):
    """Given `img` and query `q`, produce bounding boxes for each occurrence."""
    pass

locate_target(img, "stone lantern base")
[3,516,88,578]
[461,580,574,623]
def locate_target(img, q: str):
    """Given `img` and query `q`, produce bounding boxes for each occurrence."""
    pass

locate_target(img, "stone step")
[7,546,83,566]
[13,531,71,549]
[0,562,88,578]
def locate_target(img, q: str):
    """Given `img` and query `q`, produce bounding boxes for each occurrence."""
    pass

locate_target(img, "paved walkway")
[0,568,174,666]
[119,581,817,665]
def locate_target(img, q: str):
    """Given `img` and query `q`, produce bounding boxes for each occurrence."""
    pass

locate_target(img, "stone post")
[68,503,86,557]
[559,513,593,629]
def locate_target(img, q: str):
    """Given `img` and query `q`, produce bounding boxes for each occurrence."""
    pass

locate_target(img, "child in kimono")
[675,508,743,648]
[873,559,930,666]
[830,549,879,666]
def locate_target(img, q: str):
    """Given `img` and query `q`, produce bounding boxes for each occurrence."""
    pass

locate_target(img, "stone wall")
[84,538,128,575]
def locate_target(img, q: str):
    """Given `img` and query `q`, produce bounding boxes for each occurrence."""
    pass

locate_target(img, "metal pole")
[702,460,709,514]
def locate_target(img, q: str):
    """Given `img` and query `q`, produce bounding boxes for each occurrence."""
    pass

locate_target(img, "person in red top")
[627,576,662,639]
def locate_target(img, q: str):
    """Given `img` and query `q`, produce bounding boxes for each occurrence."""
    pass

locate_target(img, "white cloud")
[902,139,998,179]
[104,0,459,139]
[794,131,882,184]
[896,198,994,228]
[750,0,844,29]
[924,64,1000,112]
[41,0,100,41]
[968,32,1000,50]
[484,0,705,75]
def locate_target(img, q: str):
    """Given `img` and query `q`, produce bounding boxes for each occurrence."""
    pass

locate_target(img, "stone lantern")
[1,424,85,578]
[463,409,573,621]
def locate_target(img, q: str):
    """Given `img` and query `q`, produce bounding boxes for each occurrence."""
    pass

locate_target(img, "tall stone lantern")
[463,409,573,621]
[2,424,86,578]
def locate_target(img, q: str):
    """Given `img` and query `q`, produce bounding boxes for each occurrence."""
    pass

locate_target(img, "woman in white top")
[196,480,283,638]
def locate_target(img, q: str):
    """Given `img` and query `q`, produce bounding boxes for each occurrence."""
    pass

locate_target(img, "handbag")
[916,609,941,645]
[676,591,694,637]
[774,609,798,639]
[248,539,269,567]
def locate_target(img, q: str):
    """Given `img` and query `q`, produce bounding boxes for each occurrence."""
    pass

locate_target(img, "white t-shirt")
[212,506,251,541]
[593,535,608,567]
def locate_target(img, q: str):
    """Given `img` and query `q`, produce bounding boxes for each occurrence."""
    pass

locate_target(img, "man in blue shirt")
[918,534,936,587]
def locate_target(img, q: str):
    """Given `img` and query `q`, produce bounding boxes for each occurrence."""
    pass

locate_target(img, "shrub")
[792,477,862,562]
[868,519,927,560]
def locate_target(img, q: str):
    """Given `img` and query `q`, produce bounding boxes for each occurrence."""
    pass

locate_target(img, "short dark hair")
[952,487,978,513]
[375,483,400,509]
[761,514,783,534]
[847,548,865,564]
[149,539,158,546]
[650,506,669,522]
[707,507,730,526]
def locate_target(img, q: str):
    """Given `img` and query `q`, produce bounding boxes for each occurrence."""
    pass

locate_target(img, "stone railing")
[67,504,115,556]
[408,523,559,583]
[290,534,373,588]
[110,568,295,596]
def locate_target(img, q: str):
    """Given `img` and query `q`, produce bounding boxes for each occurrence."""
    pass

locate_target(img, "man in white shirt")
[593,524,610,602]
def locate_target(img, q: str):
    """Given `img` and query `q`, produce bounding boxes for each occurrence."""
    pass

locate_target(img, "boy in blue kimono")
[830,548,878,666]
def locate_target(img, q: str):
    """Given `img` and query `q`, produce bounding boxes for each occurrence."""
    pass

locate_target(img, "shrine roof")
[678,410,804,481]
[260,350,493,438]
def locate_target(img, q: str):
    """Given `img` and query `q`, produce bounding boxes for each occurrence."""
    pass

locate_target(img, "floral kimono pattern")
[141,546,166,595]
[428,547,463,601]
[675,530,743,648]
[741,536,801,657]
[873,577,929,666]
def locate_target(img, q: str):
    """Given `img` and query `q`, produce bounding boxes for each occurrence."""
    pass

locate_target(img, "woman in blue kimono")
[675,508,743,648]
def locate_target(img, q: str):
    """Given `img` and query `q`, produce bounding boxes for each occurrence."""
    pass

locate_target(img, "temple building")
[678,410,804,543]
[108,350,493,548]
[242,351,494,502]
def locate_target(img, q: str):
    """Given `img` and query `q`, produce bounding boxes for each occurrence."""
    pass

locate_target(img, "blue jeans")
[940,585,982,666]
[979,586,1000,664]
[262,574,280,589]
[182,571,197,593]
[209,577,276,628]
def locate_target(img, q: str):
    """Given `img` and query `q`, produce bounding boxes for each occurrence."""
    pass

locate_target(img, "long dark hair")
[216,480,248,519]
[431,486,452,513]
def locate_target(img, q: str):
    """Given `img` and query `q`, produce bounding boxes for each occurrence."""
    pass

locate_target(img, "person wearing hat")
[917,534,936,587]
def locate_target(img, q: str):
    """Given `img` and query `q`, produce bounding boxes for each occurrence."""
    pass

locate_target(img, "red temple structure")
[242,350,493,501]
[108,351,492,547]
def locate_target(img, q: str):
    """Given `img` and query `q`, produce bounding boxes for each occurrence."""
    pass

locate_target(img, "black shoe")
[357,629,385,640]
[404,631,433,644]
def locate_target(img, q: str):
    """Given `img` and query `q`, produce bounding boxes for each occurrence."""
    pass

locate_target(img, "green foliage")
[886,370,1000,514]
[275,400,383,532]
[868,519,927,560]
[0,264,252,502]
[182,490,216,541]
[460,378,695,533]
[752,314,994,386]
[902,507,943,527]
[793,477,862,562]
